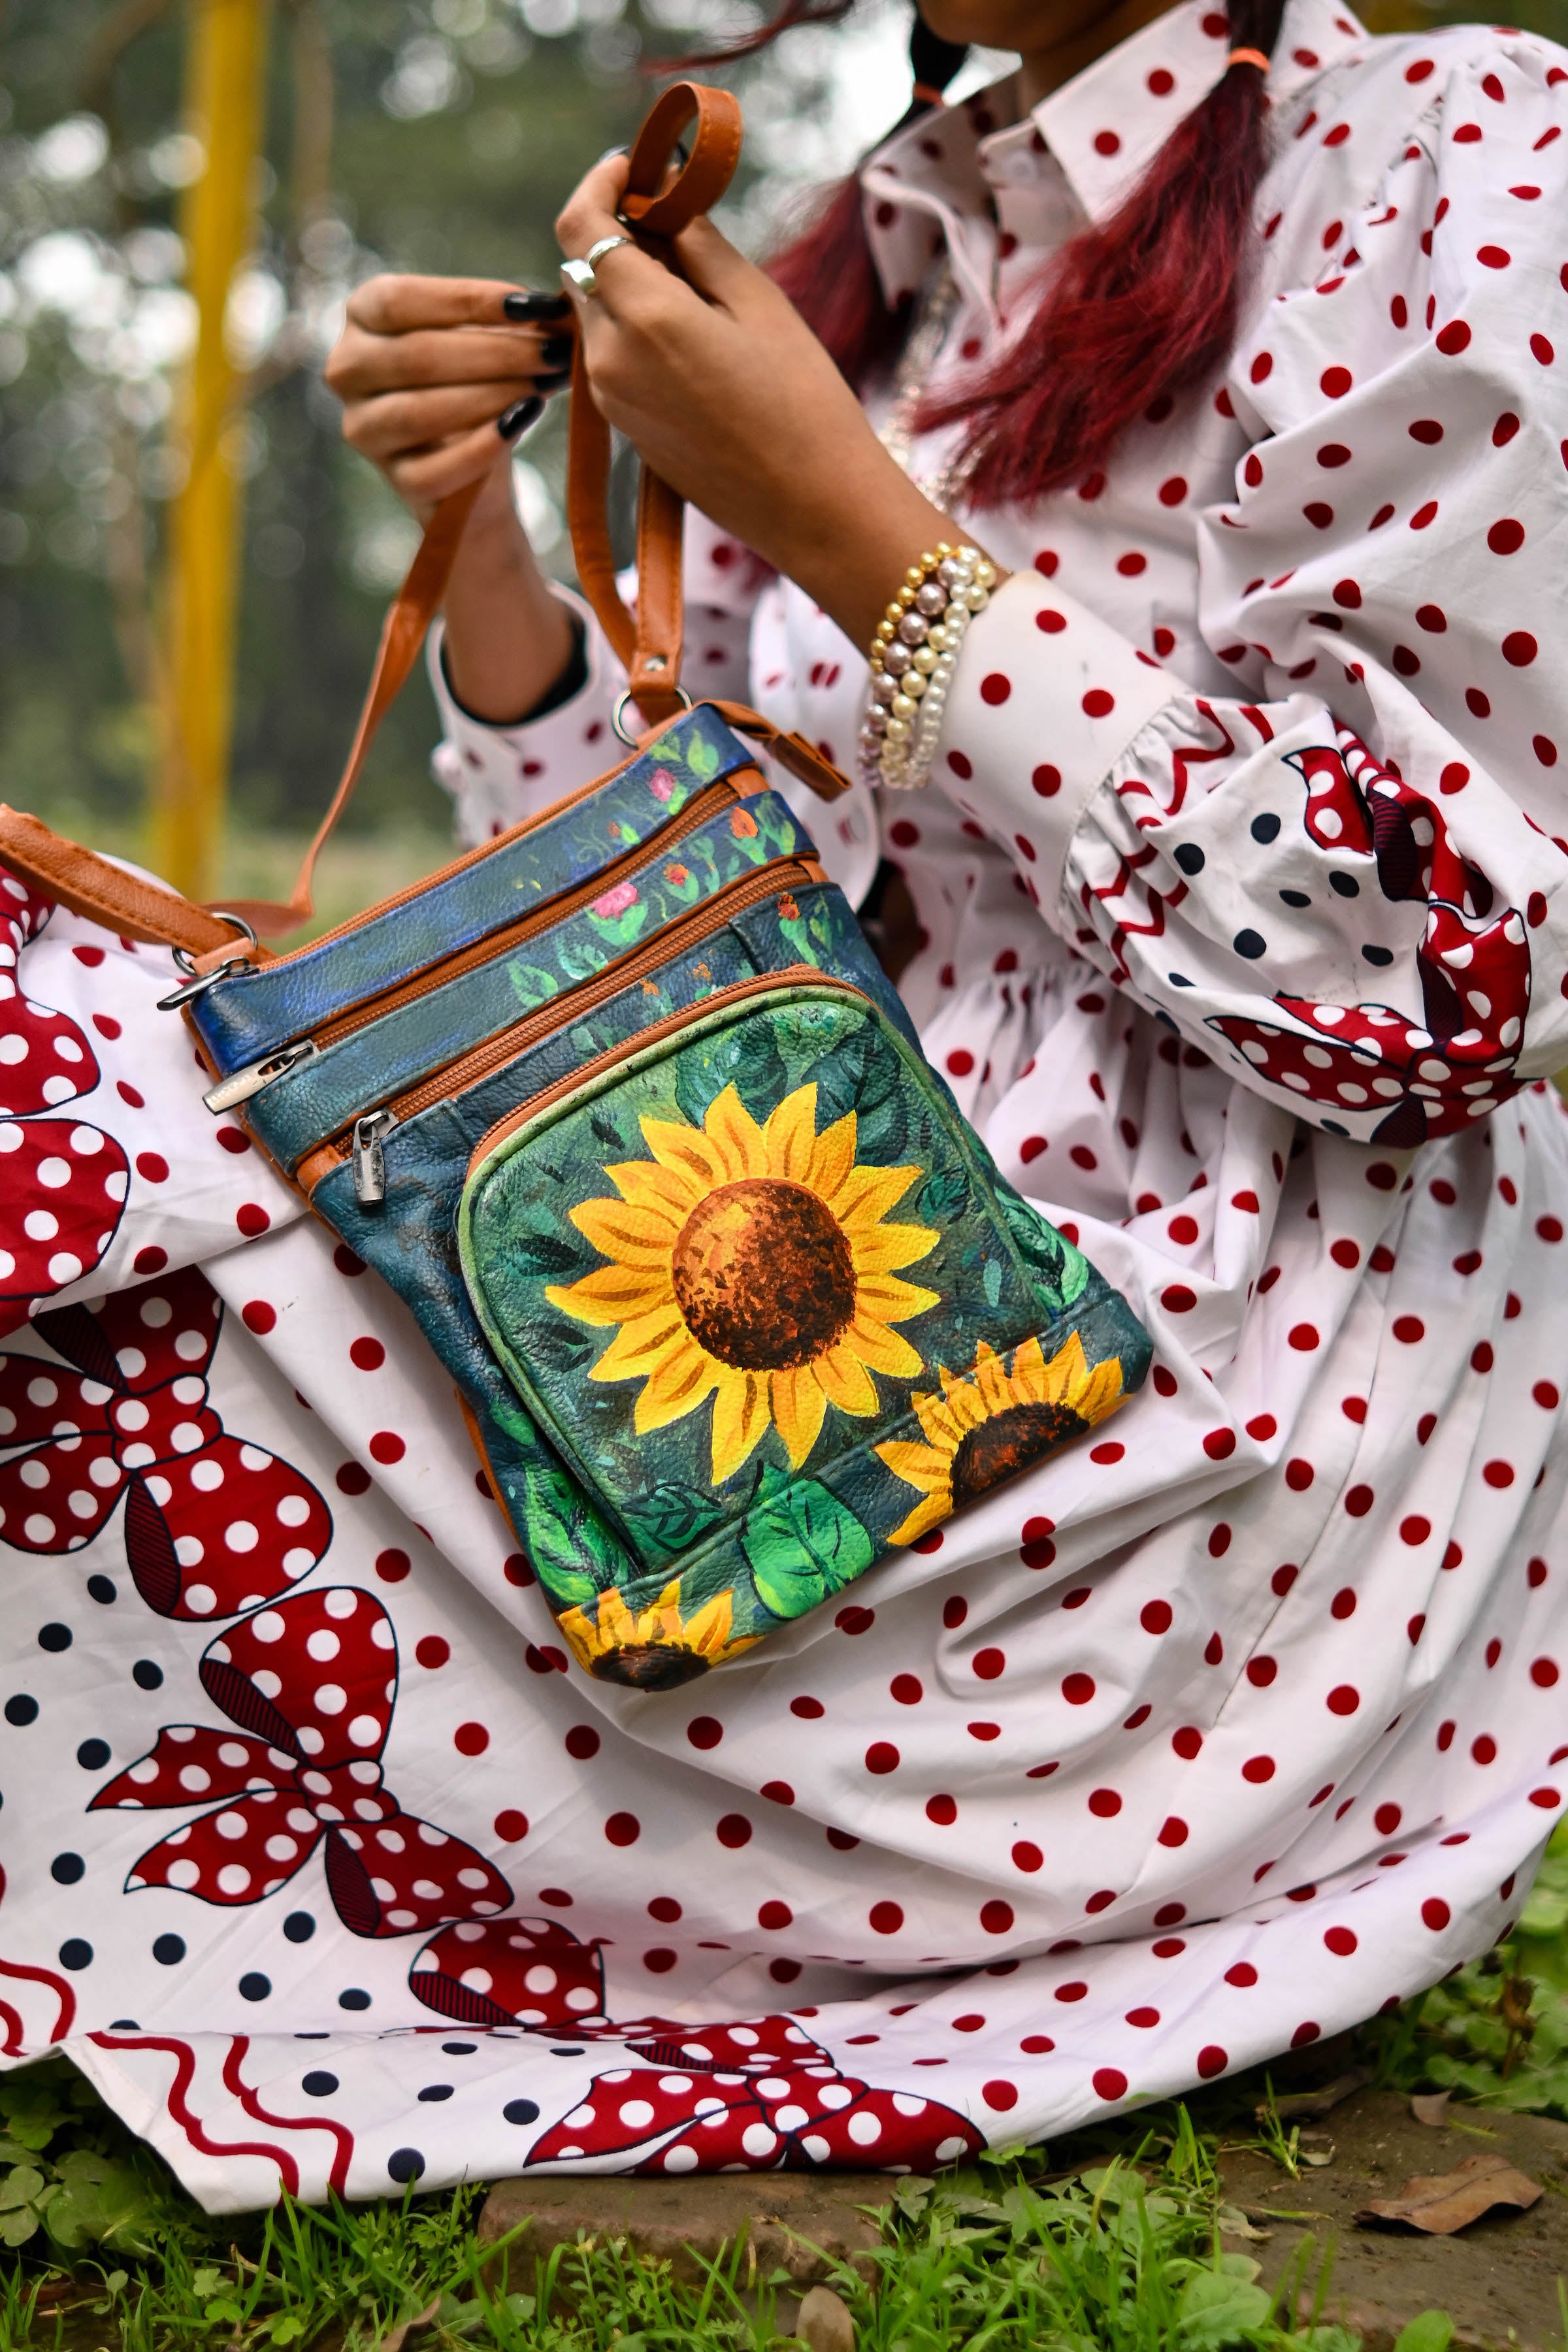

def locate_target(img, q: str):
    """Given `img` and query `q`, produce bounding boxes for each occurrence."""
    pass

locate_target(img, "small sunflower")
[546,1081,939,1484]
[559,1581,760,1688]
[876,1333,1124,1544]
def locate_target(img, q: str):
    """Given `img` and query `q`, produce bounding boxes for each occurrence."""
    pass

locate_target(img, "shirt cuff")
[426,585,625,846]
[935,570,1181,922]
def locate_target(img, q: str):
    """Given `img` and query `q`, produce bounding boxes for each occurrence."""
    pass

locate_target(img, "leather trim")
[0,808,265,958]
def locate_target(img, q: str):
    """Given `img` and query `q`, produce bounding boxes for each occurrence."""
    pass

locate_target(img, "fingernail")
[502,289,570,321]
[535,369,572,394]
[540,333,573,368]
[596,144,630,163]
[497,395,543,440]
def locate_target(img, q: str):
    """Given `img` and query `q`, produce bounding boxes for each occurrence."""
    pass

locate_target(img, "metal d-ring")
[157,909,260,1011]
[612,685,692,747]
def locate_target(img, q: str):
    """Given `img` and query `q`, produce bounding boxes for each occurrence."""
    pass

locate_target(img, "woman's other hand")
[324,276,578,722]
[556,155,958,655]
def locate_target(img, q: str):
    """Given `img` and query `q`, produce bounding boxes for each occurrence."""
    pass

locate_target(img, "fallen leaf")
[1354,2152,1543,2234]
[1259,2068,1373,2121]
[374,2296,439,2352]
[1410,2093,1452,2128]
[1218,2204,1272,2241]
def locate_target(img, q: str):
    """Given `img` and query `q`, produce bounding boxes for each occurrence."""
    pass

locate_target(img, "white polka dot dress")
[3,0,1567,2212]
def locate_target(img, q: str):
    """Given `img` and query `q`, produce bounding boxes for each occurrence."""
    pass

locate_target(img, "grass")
[6,1851,1568,2352]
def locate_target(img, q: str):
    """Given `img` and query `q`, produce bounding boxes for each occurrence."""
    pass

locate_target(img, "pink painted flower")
[647,768,677,803]
[591,881,639,921]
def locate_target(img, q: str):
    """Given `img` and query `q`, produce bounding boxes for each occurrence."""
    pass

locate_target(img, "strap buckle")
[156,911,260,1010]
[612,684,692,748]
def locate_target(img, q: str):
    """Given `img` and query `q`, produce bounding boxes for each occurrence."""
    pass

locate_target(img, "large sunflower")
[876,1333,1124,1544]
[559,1581,759,1688]
[546,1081,939,1485]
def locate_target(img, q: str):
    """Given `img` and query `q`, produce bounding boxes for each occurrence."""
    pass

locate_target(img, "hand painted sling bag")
[0,86,1150,1689]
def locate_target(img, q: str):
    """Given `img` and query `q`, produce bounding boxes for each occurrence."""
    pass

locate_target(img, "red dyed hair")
[700,0,1287,506]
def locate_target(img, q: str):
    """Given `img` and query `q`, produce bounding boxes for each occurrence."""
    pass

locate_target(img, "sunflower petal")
[815,1343,880,1417]
[633,1335,722,1431]
[850,1220,940,1275]
[710,1366,771,1484]
[808,1110,858,1203]
[591,1306,691,1382]
[771,1363,828,1467]
[1040,1330,1090,1406]
[704,1083,768,1181]
[546,1264,669,1327]
[874,1439,949,1495]
[845,1313,925,1382]
[857,1273,941,1326]
[640,1114,724,1189]
[912,1388,962,1448]
[832,1160,923,1230]
[973,1341,1012,1414]
[681,1588,736,1658]
[1078,1362,1125,1424]
[1009,1334,1048,1401]
[762,1083,818,1182]
[570,1196,679,1269]
[606,1158,697,1222]
[885,1489,952,1546]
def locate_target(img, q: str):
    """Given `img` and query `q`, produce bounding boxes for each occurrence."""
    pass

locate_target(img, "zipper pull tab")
[351,1110,395,1205]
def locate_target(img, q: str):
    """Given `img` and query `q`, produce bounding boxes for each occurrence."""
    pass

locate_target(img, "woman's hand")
[555,157,961,655]
[324,274,578,723]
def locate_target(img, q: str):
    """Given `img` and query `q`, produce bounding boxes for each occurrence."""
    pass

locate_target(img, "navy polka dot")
[86,1576,116,1605]
[76,1739,110,1770]
[5,1696,38,1727]
[132,1660,163,1691]
[1233,929,1267,958]
[1280,889,1312,909]
[59,1939,93,1970]
[339,1987,371,2011]
[1173,842,1206,875]
[387,2148,426,2183]
[504,2099,540,2125]
[1329,872,1360,898]
[1168,971,1194,988]
[239,1973,272,2002]
[154,1934,186,1965]
[417,2083,454,2102]
[50,1853,84,1885]
[302,2071,340,2098]
[1250,813,1281,843]
[284,1912,316,1943]
[37,1624,71,1654]
[1362,943,1394,966]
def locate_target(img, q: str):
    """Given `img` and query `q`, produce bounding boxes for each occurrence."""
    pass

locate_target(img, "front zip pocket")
[297,856,823,1192]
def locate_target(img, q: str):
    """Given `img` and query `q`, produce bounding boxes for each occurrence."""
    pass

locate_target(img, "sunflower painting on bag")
[545,1079,940,1484]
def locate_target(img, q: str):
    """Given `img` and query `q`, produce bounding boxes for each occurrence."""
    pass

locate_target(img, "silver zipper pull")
[351,1110,396,1205]
[202,1039,316,1115]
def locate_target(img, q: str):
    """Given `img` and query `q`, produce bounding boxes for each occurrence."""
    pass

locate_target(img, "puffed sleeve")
[935,35,1568,1147]
[428,510,774,846]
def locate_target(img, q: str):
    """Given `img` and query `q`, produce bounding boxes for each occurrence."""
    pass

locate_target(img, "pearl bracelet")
[859,543,997,792]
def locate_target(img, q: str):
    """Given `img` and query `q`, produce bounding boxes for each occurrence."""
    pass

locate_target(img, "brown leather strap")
[221,474,485,935]
[0,806,260,957]
[566,84,742,730]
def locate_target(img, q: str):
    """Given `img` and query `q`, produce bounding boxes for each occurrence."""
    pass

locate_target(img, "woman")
[3,0,1565,2208]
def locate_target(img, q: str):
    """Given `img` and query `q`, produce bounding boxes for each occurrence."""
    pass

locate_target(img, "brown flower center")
[949,1401,1088,1510]
[593,1642,709,1691]
[672,1177,857,1371]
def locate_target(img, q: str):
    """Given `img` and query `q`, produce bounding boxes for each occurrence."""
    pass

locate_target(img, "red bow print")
[411,1915,609,2028]
[0,874,129,1335]
[1209,734,1529,1147]
[90,1585,514,1938]
[0,1265,331,1618]
[524,2008,983,2174]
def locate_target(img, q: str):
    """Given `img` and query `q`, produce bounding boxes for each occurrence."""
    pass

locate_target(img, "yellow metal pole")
[155,0,270,902]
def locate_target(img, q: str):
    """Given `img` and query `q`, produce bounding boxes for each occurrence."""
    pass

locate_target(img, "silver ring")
[559,235,634,299]
[612,685,692,747]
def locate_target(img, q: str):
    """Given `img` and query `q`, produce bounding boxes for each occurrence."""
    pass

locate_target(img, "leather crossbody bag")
[0,86,1150,1688]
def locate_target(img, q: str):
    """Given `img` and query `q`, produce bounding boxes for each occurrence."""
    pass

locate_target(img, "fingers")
[668,216,758,307]
[386,425,521,510]
[346,272,566,334]
[555,151,632,260]
[342,378,547,466]
[327,321,570,399]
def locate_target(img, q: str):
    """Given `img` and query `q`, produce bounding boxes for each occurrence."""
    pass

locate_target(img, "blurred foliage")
[0,0,847,892]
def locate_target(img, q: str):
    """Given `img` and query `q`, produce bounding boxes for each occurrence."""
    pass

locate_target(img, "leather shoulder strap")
[566,84,743,728]
[0,806,257,957]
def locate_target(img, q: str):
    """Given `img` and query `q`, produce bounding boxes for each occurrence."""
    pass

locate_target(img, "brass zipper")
[465,965,870,1181]
[305,855,823,1197]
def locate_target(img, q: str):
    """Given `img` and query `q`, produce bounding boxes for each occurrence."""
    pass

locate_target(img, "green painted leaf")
[521,1463,623,1607]
[500,1229,583,1279]
[687,734,721,779]
[623,1482,729,1563]
[742,1471,874,1622]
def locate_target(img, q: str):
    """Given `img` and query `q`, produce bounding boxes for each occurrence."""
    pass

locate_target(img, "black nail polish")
[539,333,573,369]
[497,395,543,441]
[502,289,571,322]
[534,369,572,393]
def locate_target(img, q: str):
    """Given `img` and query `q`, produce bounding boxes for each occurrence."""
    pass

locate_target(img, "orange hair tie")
[911,80,949,105]
[1226,45,1271,69]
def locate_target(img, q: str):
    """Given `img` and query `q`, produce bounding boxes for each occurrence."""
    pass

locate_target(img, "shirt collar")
[861,0,1368,311]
